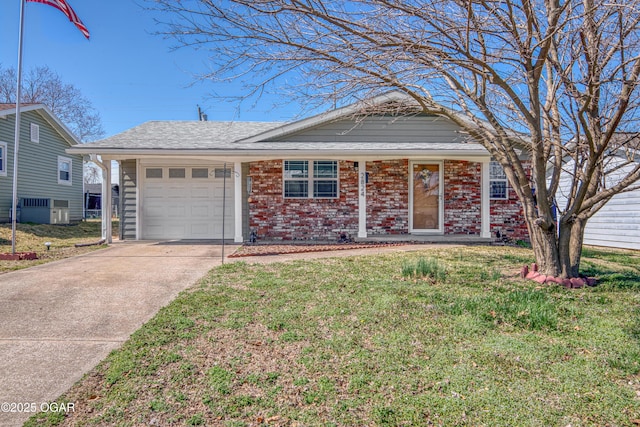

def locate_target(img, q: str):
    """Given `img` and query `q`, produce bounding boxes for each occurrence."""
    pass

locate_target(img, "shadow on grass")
[581,266,640,291]
[581,257,640,374]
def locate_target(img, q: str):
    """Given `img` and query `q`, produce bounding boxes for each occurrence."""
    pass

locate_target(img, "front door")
[410,162,443,233]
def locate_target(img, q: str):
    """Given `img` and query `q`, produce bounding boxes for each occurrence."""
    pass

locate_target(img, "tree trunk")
[529,215,587,279]
[528,221,562,277]
[558,217,586,278]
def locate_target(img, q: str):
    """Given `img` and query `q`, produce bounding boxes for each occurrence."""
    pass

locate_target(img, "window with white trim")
[283,160,338,198]
[489,160,508,200]
[0,142,6,177]
[58,156,72,185]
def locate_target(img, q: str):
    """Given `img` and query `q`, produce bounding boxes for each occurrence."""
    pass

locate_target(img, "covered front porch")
[246,156,493,242]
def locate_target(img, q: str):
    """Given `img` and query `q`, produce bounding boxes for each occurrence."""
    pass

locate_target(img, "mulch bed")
[228,242,409,257]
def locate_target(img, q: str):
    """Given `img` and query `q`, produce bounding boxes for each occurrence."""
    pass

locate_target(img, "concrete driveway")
[0,241,237,427]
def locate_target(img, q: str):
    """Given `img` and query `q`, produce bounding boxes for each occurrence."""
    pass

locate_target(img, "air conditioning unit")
[19,198,70,224]
[51,199,70,224]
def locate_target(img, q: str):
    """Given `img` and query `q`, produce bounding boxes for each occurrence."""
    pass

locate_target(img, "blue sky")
[1,0,298,139]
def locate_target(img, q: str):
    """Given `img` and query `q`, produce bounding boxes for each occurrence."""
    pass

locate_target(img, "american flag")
[26,0,90,39]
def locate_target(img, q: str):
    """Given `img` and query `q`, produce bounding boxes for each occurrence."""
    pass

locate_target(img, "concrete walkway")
[0,241,237,427]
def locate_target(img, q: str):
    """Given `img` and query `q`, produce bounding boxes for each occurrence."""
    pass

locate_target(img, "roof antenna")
[197,105,208,121]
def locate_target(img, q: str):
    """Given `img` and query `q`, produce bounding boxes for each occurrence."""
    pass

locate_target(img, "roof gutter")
[68,148,490,160]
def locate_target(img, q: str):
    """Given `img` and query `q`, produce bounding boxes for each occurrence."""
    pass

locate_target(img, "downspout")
[89,154,112,243]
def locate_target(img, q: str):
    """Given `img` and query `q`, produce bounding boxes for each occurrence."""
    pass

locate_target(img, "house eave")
[66,147,491,162]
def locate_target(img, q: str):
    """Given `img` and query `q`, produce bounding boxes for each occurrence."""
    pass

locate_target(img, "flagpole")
[12,0,26,255]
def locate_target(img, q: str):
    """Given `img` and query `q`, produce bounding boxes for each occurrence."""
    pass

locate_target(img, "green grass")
[402,256,447,282]
[0,220,118,272]
[26,245,640,426]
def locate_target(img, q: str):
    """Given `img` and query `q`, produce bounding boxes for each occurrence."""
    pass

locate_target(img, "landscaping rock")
[523,265,597,288]
[0,252,38,261]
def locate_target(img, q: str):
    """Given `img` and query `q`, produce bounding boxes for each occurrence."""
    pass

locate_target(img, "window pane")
[59,161,70,182]
[284,160,308,178]
[314,161,337,178]
[169,168,186,178]
[146,168,163,179]
[314,180,337,198]
[0,147,3,171]
[214,168,231,178]
[192,168,209,178]
[490,181,507,199]
[490,161,506,179]
[284,180,308,198]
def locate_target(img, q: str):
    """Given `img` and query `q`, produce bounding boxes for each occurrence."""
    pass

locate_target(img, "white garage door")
[142,166,234,239]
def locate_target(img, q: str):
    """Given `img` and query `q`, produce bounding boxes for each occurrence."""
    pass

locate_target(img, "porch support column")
[103,161,112,243]
[481,158,491,238]
[90,155,112,243]
[358,160,367,238]
[234,161,243,243]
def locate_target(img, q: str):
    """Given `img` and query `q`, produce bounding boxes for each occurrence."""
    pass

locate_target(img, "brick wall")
[366,160,409,235]
[247,158,528,241]
[490,160,530,242]
[443,160,482,235]
[248,160,359,240]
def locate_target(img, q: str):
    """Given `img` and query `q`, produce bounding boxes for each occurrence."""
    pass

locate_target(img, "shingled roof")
[0,103,39,112]
[80,121,283,150]
[69,92,495,157]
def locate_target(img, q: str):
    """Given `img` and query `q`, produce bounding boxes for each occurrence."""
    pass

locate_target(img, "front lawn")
[0,220,118,273]
[27,245,640,426]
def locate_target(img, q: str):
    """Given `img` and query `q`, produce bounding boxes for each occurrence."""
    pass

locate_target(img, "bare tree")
[149,0,640,278]
[0,64,104,142]
[84,162,102,184]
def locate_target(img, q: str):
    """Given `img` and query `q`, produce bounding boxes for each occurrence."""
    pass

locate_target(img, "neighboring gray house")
[582,188,640,250]
[555,139,640,251]
[0,104,84,224]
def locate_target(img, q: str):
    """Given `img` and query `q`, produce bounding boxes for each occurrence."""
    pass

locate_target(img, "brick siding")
[366,160,409,235]
[248,160,359,240]
[490,160,531,242]
[443,160,482,235]
[248,159,528,241]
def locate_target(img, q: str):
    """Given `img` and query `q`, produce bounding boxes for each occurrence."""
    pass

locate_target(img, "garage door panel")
[167,205,187,218]
[163,224,188,239]
[145,203,168,219]
[144,224,167,238]
[189,223,213,237]
[191,185,213,198]
[191,203,214,218]
[145,185,166,198]
[166,188,189,199]
[211,187,226,198]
